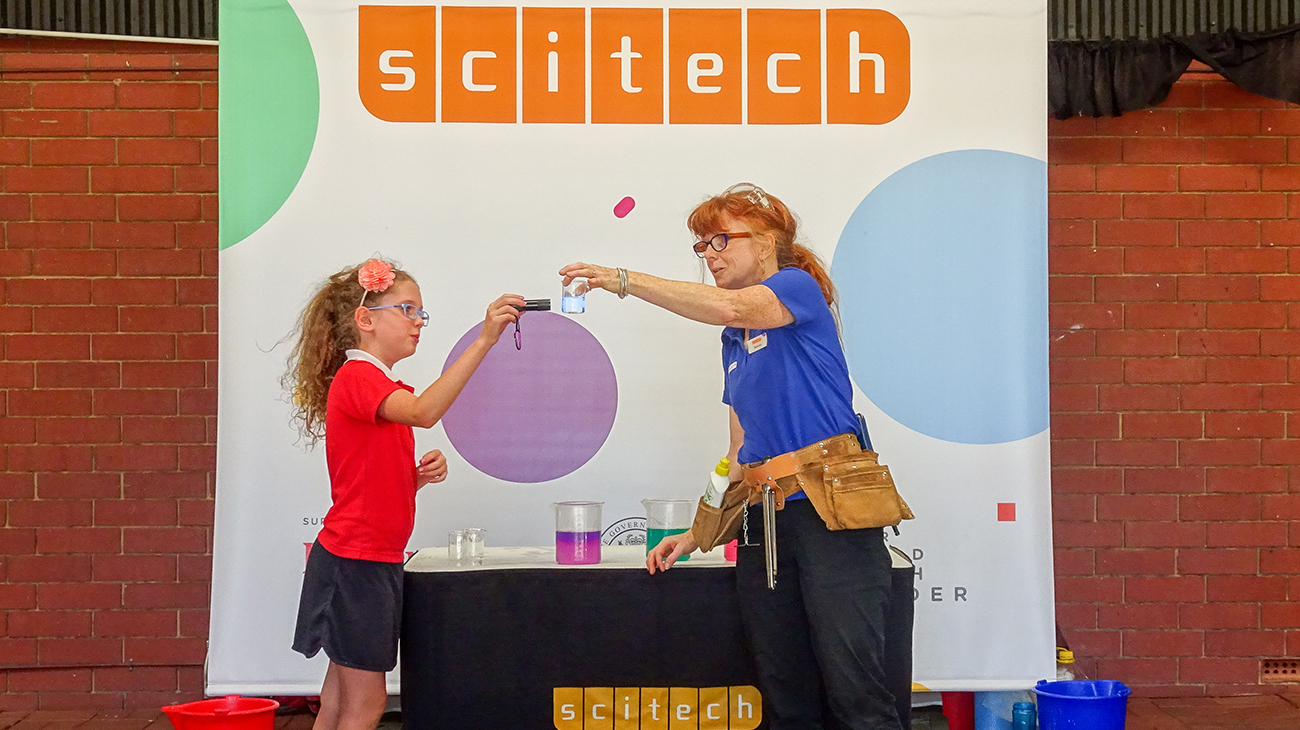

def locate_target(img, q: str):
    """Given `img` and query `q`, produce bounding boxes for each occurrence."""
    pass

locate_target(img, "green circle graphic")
[219,0,321,250]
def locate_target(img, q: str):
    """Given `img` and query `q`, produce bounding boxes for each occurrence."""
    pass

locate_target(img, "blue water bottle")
[1011,702,1036,730]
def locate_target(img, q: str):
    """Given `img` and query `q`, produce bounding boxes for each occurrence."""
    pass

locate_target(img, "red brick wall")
[1049,69,1300,696]
[0,37,1297,708]
[0,38,216,709]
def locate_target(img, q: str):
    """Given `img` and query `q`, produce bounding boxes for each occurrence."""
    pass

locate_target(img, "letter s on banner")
[379,50,415,91]
[359,6,437,121]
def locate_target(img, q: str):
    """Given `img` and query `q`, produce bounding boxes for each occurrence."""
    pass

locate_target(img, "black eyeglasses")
[693,231,752,258]
[367,303,430,326]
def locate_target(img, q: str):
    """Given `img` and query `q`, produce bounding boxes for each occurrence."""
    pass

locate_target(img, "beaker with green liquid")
[642,499,696,561]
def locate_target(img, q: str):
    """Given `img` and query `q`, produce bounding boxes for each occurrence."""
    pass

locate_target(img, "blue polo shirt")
[722,268,860,487]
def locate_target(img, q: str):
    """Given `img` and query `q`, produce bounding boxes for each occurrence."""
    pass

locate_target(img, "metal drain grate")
[1261,658,1300,683]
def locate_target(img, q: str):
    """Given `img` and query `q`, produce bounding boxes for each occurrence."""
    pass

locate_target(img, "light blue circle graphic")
[833,149,1048,445]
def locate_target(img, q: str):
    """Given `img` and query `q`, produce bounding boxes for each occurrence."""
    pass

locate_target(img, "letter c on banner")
[463,51,498,91]
[766,52,800,93]
[378,50,415,91]
[687,52,723,93]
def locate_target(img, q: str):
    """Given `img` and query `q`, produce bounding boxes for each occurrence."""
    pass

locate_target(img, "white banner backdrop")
[211,0,1053,695]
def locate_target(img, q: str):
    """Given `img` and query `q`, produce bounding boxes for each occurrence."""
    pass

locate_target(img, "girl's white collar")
[345,349,398,382]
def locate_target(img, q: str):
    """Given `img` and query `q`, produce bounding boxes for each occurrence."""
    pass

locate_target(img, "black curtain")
[1049,22,1300,119]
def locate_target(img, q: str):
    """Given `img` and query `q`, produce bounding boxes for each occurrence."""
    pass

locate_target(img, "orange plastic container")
[162,695,279,730]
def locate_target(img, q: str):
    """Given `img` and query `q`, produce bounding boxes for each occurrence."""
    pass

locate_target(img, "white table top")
[404,544,734,573]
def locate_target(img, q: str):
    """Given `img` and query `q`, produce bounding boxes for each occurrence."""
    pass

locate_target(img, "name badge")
[728,361,738,373]
[745,333,768,354]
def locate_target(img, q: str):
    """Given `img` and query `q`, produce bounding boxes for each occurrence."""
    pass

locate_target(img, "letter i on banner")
[826,9,910,124]
[613,688,640,730]
[591,8,663,123]
[442,6,516,123]
[668,9,740,124]
[524,7,585,123]
[746,8,820,124]
[358,6,437,122]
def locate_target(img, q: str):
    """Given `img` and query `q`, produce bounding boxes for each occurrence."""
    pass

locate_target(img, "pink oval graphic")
[613,196,636,218]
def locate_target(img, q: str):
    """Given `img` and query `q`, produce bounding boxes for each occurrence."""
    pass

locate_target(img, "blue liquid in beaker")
[561,295,586,314]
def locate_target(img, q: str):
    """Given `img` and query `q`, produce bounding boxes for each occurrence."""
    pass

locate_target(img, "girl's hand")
[559,262,619,294]
[645,530,699,574]
[417,449,448,489]
[479,294,525,345]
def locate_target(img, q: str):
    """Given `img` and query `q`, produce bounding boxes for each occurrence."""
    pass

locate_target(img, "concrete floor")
[3,694,1300,730]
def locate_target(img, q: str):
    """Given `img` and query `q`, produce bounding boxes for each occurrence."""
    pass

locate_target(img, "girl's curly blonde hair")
[282,259,414,444]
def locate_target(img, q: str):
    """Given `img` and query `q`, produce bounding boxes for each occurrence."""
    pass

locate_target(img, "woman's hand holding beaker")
[646,530,699,574]
[560,262,618,294]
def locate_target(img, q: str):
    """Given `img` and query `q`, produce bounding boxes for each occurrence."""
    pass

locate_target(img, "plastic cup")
[448,530,466,561]
[642,499,696,561]
[553,501,602,564]
[465,528,486,560]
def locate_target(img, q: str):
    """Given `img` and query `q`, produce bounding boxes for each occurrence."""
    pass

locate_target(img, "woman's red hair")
[687,185,837,306]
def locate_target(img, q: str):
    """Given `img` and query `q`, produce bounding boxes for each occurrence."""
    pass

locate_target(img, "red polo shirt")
[318,358,417,563]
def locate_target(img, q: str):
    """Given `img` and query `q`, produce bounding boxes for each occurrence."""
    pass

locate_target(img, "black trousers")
[735,500,903,730]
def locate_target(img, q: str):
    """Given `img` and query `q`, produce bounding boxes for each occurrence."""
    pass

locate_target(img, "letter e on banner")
[523,7,585,123]
[747,9,819,124]
[668,9,740,124]
[827,9,910,124]
[668,687,697,729]
[442,6,516,123]
[553,687,582,730]
[592,8,663,124]
[358,6,436,122]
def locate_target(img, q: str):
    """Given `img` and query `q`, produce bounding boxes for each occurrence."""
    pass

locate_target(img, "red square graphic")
[997,503,1016,521]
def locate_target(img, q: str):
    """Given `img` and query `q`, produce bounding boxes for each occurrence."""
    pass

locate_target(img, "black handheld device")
[518,299,551,311]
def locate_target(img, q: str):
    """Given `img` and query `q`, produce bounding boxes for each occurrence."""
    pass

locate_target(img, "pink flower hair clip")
[357,259,396,306]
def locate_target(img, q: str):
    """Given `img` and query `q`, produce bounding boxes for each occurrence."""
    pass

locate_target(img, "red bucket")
[162,695,279,730]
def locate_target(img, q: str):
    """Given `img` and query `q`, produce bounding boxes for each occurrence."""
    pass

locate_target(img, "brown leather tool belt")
[741,432,862,509]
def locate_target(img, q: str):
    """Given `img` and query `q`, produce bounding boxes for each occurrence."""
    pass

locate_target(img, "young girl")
[285,258,522,730]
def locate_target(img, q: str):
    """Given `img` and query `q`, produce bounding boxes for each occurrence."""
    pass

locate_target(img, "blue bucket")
[1033,679,1130,730]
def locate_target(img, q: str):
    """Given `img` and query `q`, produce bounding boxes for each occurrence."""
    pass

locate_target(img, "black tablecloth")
[401,554,913,729]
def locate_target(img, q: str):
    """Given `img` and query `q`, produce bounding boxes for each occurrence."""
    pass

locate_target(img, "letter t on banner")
[358,6,437,122]
[591,8,663,124]
[442,6,517,123]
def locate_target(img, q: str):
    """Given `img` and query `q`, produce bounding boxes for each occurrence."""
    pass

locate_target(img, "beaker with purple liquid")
[553,501,603,565]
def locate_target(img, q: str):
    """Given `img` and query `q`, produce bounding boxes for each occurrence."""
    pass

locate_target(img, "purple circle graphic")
[441,312,618,483]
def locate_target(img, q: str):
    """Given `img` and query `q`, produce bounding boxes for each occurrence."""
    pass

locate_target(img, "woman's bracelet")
[617,268,629,299]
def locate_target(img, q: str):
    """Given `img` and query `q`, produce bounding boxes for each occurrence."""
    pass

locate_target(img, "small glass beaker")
[553,501,603,565]
[448,530,466,561]
[465,528,486,561]
[562,278,588,314]
[642,499,696,561]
